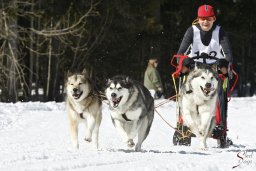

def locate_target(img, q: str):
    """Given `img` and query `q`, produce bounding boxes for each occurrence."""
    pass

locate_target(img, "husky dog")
[181,64,219,149]
[66,69,102,149]
[105,75,154,151]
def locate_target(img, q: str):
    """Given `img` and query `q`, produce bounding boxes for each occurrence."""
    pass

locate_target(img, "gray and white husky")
[181,64,219,149]
[105,75,154,151]
[66,69,102,149]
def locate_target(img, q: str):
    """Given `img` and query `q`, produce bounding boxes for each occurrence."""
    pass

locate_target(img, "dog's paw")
[199,143,208,150]
[84,137,92,142]
[92,143,99,149]
[135,144,141,152]
[71,140,79,149]
[72,143,79,149]
[127,139,135,148]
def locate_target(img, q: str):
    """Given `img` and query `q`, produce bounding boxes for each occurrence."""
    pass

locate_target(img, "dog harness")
[189,25,224,64]
[122,113,132,121]
[69,91,94,119]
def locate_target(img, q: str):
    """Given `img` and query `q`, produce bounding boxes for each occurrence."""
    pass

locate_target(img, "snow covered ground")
[0,97,256,171]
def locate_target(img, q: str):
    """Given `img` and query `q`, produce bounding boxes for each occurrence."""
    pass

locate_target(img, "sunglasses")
[198,17,215,21]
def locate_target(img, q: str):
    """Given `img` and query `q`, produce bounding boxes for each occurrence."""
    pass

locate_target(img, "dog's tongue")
[205,87,214,92]
[204,87,215,95]
[73,93,79,97]
[204,88,210,92]
[73,92,82,98]
[112,97,119,103]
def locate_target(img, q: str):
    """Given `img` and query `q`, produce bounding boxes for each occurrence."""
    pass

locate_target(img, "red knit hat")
[198,5,215,17]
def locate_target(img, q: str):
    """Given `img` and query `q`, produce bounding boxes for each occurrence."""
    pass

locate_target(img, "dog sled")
[170,54,238,147]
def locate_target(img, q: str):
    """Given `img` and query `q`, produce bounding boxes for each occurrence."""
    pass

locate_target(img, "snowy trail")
[0,98,256,171]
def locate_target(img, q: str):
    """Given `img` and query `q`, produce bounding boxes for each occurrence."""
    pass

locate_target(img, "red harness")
[170,54,189,78]
[170,54,239,125]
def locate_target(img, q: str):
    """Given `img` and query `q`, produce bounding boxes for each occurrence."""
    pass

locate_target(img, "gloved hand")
[217,59,229,76]
[182,58,195,68]
[181,58,194,74]
[217,59,229,68]
[156,88,163,99]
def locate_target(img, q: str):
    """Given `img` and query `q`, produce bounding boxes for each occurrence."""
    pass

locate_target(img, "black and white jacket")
[177,23,233,64]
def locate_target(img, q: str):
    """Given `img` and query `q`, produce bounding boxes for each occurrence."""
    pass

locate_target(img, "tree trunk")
[3,10,18,102]
[29,0,35,100]
[46,18,53,100]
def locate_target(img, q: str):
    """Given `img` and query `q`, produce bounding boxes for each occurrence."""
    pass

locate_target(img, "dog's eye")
[117,87,122,91]
[70,83,74,85]
[78,83,83,85]
[109,87,113,90]
[201,76,205,79]
[211,77,214,80]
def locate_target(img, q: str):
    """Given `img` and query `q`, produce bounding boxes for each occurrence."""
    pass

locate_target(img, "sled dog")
[181,64,219,149]
[66,69,102,149]
[105,75,154,151]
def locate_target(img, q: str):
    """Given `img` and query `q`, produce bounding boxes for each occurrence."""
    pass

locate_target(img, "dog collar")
[79,113,85,119]
[186,90,193,94]
[68,92,94,120]
[122,113,132,121]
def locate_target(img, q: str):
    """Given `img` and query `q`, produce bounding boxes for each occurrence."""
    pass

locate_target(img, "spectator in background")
[144,57,163,99]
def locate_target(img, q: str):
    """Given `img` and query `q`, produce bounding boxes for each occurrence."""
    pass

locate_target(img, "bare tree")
[29,0,110,101]
[0,0,110,102]
[0,1,28,102]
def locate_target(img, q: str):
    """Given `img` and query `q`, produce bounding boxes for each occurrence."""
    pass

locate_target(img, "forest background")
[0,0,255,102]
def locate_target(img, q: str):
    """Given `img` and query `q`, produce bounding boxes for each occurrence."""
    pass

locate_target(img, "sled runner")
[170,54,238,147]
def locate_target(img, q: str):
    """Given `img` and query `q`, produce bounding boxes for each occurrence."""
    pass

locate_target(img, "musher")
[173,4,233,148]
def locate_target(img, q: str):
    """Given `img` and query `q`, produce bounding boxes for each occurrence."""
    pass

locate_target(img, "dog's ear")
[125,76,130,84]
[107,78,112,85]
[82,68,90,78]
[82,68,93,79]
[123,76,132,87]
[66,70,72,78]
[65,70,72,86]
[82,68,87,75]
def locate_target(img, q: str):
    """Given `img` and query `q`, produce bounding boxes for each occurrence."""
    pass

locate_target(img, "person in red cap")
[172,4,233,148]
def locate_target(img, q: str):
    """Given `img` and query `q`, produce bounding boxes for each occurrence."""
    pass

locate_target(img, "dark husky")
[105,75,154,151]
